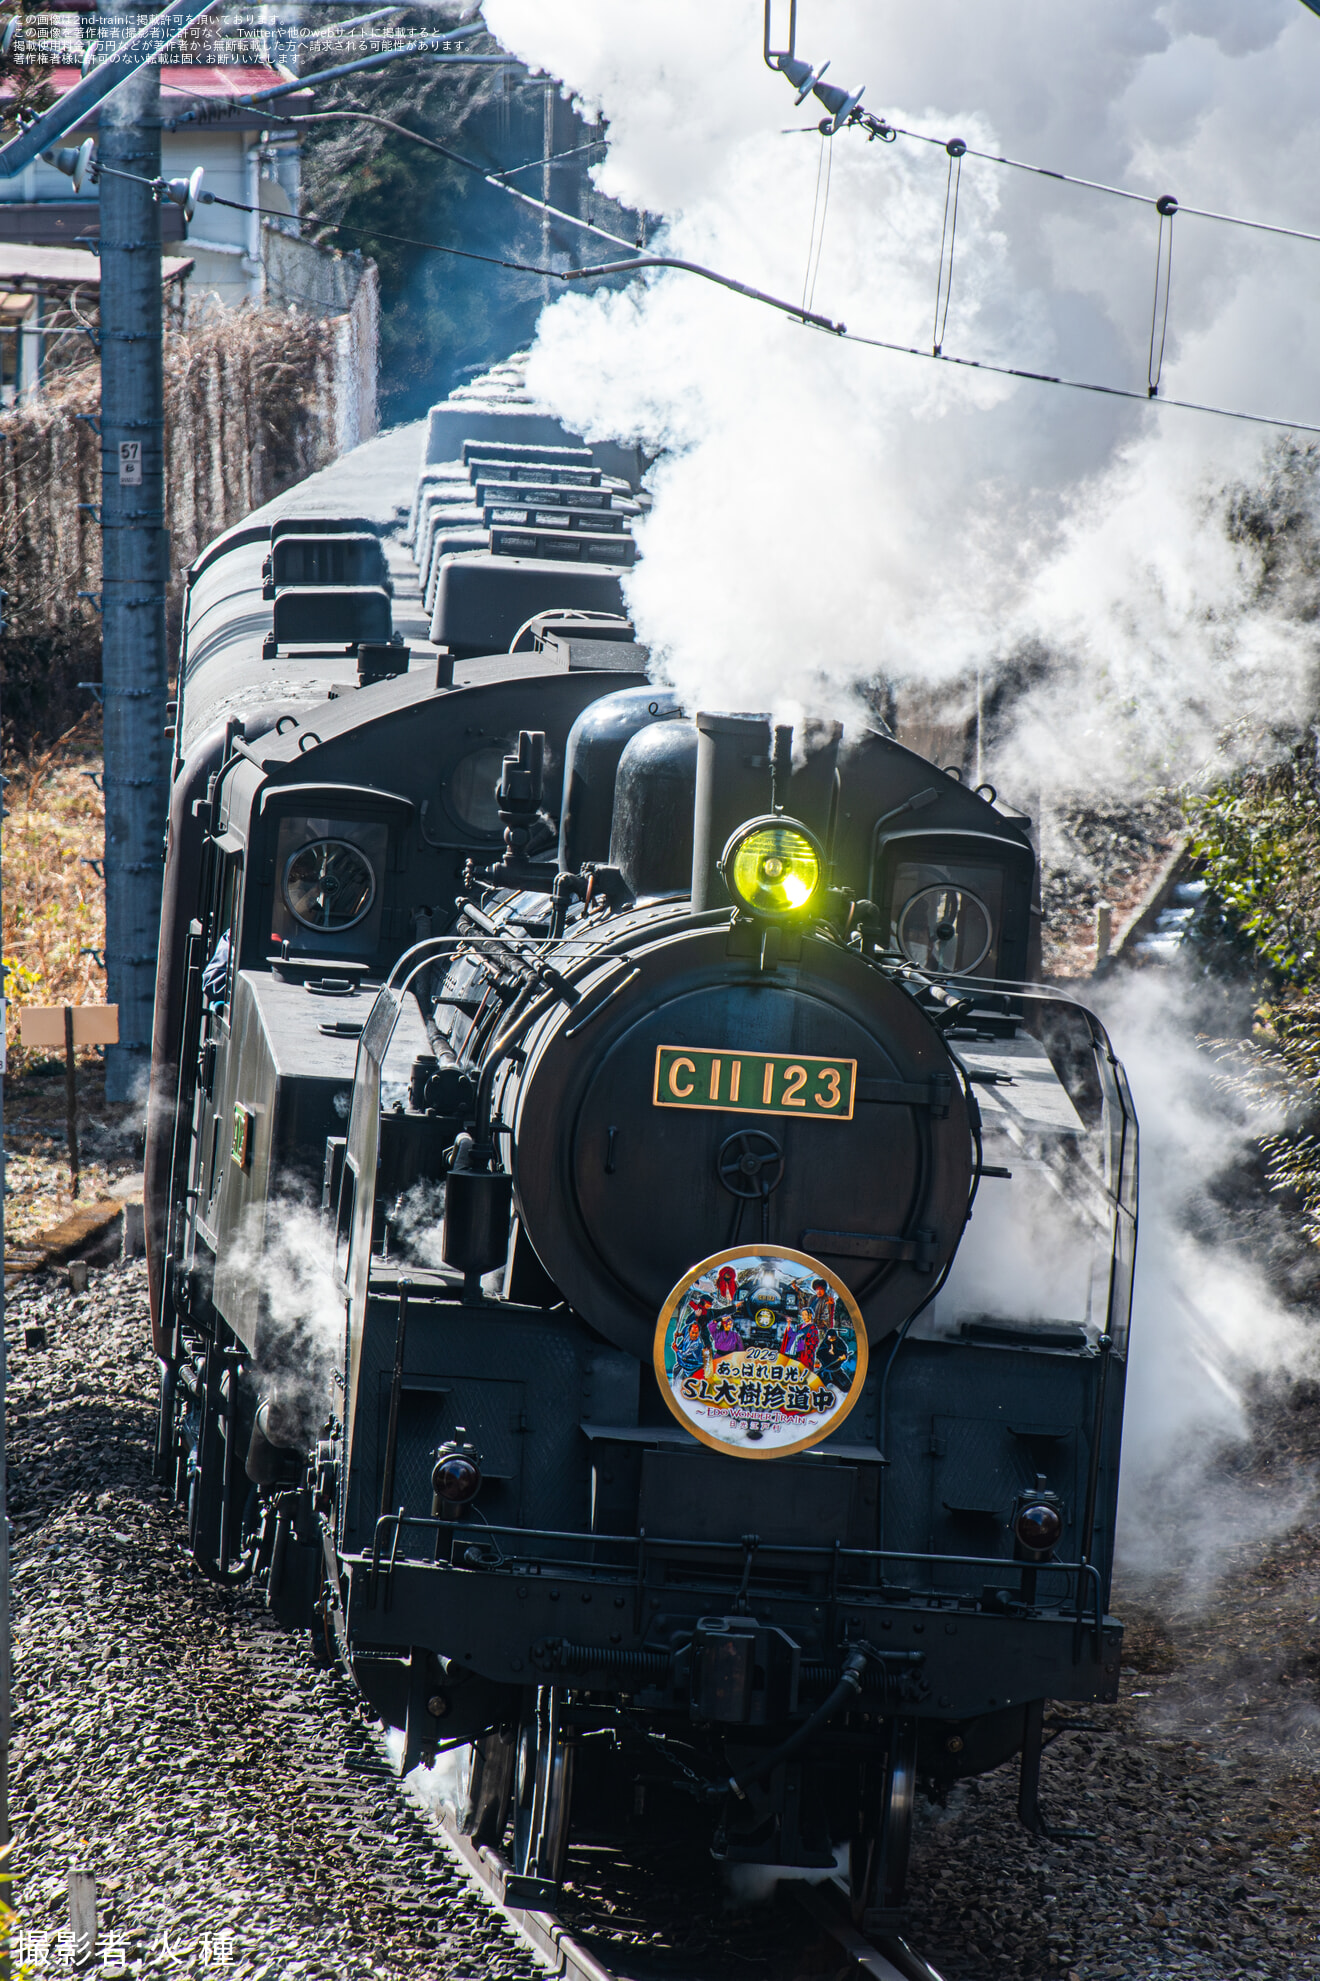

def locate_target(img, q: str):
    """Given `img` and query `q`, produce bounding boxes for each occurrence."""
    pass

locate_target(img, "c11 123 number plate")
[652,1045,856,1121]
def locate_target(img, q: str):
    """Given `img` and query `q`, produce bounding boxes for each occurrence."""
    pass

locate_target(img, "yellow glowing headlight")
[722,816,824,920]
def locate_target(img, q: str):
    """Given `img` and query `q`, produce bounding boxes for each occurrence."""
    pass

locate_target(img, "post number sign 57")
[652,1045,856,1121]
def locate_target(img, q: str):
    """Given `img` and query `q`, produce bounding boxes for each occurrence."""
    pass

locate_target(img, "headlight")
[721,816,824,920]
[1013,1500,1063,1554]
[431,1442,482,1509]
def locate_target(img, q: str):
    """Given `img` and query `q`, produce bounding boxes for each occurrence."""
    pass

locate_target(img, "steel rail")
[794,1879,951,1981]
[398,1736,954,1981]
[423,1810,617,1981]
[347,1628,962,1981]
[352,1676,617,1980]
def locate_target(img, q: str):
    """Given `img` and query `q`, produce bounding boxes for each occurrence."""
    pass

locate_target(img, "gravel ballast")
[10,1261,1320,1981]
[9,1260,540,1981]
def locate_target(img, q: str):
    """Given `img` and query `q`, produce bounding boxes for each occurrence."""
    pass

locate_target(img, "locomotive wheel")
[849,1718,918,1926]
[510,1688,575,1885]
[455,1730,516,1846]
[153,1359,177,1483]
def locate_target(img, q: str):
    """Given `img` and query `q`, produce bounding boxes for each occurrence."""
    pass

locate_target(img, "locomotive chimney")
[691,711,773,911]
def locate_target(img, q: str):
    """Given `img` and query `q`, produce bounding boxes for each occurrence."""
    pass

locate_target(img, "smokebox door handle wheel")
[717,1128,785,1199]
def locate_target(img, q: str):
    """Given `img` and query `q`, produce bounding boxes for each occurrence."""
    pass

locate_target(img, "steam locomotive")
[144,366,1137,1926]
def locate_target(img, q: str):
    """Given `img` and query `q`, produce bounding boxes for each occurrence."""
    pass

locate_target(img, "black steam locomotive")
[145,371,1137,1925]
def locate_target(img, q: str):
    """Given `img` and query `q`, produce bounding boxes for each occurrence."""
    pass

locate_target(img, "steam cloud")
[1098,967,1317,1588]
[484,0,1320,793]
[473,2,1320,1588]
[388,1178,448,1272]
[224,1200,344,1446]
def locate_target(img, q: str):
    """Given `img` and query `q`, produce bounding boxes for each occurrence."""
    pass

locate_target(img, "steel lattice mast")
[96,1,169,1103]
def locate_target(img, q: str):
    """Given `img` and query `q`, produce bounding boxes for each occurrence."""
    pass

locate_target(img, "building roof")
[0,243,193,291]
[0,202,187,249]
[0,65,311,117]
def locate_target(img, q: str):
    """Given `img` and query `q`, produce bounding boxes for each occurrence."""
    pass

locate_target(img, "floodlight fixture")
[721,815,825,922]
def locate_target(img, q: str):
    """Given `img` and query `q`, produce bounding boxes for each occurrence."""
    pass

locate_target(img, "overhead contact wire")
[183,184,1320,438]
[492,136,607,182]
[178,95,847,328]
[279,106,646,254]
[831,323,1320,437]
[169,48,1320,439]
[197,90,1318,428]
[111,118,1320,440]
[856,116,1165,212]
[827,106,1320,255]
[183,187,846,332]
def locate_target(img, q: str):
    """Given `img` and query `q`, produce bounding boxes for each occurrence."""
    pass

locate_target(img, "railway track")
[382,1725,951,1981]
[14,1031,1319,1977]
[10,1250,949,1980]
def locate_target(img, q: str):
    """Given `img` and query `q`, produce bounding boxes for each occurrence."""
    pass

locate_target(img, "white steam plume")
[473,3,1320,1595]
[224,1200,343,1445]
[484,0,1320,794]
[387,1178,448,1272]
[1099,966,1317,1590]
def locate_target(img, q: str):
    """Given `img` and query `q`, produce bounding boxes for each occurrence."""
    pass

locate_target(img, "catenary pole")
[541,78,552,306]
[97,0,169,1104]
[0,596,9,1898]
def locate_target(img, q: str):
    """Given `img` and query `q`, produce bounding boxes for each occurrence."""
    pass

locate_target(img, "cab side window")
[203,853,242,1016]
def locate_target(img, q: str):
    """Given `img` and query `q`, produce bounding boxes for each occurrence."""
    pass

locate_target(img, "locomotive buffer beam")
[531,1632,928,1715]
[342,1546,1118,1721]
